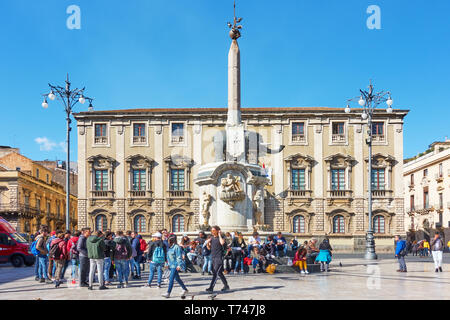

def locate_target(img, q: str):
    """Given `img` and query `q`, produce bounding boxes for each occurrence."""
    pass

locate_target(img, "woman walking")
[162,235,189,298]
[315,238,333,272]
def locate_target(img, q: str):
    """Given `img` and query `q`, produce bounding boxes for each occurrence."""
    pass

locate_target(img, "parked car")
[0,218,35,267]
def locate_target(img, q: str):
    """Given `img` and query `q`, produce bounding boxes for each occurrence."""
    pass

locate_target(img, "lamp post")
[41,74,94,231]
[345,81,393,260]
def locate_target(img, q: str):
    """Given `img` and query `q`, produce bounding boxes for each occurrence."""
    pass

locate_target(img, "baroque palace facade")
[75,106,407,253]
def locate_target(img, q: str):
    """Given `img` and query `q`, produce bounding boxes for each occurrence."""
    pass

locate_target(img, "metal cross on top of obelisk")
[227,0,243,40]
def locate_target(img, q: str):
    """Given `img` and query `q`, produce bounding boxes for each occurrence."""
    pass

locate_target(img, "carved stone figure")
[253,189,264,225]
[220,174,245,207]
[201,192,212,227]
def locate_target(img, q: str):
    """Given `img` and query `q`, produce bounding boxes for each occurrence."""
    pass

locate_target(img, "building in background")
[0,147,78,233]
[74,106,407,253]
[404,139,450,237]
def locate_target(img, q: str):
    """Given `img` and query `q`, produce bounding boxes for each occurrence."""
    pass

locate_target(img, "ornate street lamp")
[345,81,393,260]
[41,74,94,231]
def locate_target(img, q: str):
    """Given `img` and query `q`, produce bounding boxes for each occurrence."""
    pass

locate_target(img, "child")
[250,247,265,273]
[315,238,332,272]
[293,246,308,274]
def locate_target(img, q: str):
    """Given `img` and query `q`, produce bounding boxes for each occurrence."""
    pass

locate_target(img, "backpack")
[70,240,79,259]
[115,242,129,260]
[49,241,62,260]
[152,245,165,264]
[30,240,39,256]
[266,264,277,274]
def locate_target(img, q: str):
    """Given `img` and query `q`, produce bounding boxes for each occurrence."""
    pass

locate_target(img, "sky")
[0,0,449,162]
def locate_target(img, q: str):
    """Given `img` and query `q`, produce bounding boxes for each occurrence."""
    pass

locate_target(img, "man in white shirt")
[247,232,262,256]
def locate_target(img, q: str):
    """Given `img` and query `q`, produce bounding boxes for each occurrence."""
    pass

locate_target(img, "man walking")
[50,230,69,288]
[394,235,407,273]
[131,231,142,279]
[87,230,108,290]
[77,228,91,287]
[145,232,167,288]
[431,232,444,272]
[205,226,230,293]
[35,226,53,284]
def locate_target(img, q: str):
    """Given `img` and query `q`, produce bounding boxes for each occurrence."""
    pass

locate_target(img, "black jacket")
[104,239,116,259]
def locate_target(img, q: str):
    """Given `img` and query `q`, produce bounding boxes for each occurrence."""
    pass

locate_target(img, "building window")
[439,163,443,177]
[439,193,443,210]
[134,215,146,233]
[424,190,429,209]
[332,122,345,142]
[170,169,185,191]
[331,169,345,190]
[94,124,108,144]
[291,169,306,190]
[133,123,146,144]
[172,214,185,232]
[293,215,305,233]
[372,122,384,136]
[373,215,385,234]
[171,123,185,143]
[333,215,345,233]
[95,170,108,191]
[410,174,414,185]
[371,169,385,190]
[95,215,107,232]
[46,174,49,184]
[423,169,428,177]
[36,199,41,213]
[410,195,415,211]
[46,202,50,215]
[132,169,146,191]
[292,122,305,142]
[36,169,39,179]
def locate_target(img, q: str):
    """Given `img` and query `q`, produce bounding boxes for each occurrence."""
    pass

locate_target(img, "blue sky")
[0,0,449,161]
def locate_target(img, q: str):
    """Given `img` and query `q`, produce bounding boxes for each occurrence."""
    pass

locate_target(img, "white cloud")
[35,137,66,152]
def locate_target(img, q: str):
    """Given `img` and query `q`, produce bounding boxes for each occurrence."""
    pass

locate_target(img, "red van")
[0,217,35,267]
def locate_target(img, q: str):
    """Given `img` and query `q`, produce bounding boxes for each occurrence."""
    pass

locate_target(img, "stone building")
[0,148,78,233]
[404,139,450,234]
[74,106,407,252]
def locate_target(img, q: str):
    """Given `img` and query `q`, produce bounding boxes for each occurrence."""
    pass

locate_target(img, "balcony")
[331,134,346,143]
[371,189,393,198]
[0,204,39,217]
[327,190,352,198]
[286,188,312,205]
[435,173,444,183]
[166,190,191,206]
[94,136,108,144]
[132,136,146,144]
[128,190,153,198]
[171,135,184,144]
[372,134,385,143]
[407,204,434,215]
[291,134,306,143]
[91,190,115,198]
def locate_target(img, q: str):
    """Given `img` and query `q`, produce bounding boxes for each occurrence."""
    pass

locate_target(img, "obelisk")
[226,4,245,162]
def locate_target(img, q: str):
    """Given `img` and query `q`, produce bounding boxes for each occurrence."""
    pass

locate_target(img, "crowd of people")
[29,225,337,297]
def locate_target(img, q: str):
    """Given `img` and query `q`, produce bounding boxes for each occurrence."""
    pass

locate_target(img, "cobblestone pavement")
[1,255,449,300]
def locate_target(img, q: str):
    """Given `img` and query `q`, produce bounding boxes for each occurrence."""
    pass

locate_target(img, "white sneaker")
[300,270,305,274]
[161,292,170,298]
[305,270,309,274]
[181,289,189,297]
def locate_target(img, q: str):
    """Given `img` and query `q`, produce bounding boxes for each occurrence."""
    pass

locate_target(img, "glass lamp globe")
[386,106,393,113]
[79,96,86,104]
[48,92,56,101]
[344,105,351,114]
[386,97,393,106]
[42,100,48,109]
[358,97,365,106]
[361,112,368,120]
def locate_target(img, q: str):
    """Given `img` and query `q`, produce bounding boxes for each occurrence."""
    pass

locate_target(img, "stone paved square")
[1,255,449,300]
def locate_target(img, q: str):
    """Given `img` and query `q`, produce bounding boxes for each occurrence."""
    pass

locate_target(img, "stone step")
[189,261,321,273]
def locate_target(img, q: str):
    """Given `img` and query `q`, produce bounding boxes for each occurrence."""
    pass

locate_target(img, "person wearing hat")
[144,232,167,288]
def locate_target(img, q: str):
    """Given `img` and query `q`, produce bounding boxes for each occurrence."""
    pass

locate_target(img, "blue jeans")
[147,262,164,285]
[34,256,39,277]
[71,258,79,279]
[252,258,262,270]
[115,259,128,284]
[125,259,131,278]
[38,255,49,279]
[167,267,187,294]
[234,256,243,272]
[103,257,112,282]
[133,256,141,276]
[202,255,212,273]
[397,256,407,271]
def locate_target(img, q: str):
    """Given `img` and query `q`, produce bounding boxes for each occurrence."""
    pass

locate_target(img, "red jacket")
[67,236,79,252]
[51,238,69,260]
[293,248,307,264]
[139,238,147,252]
